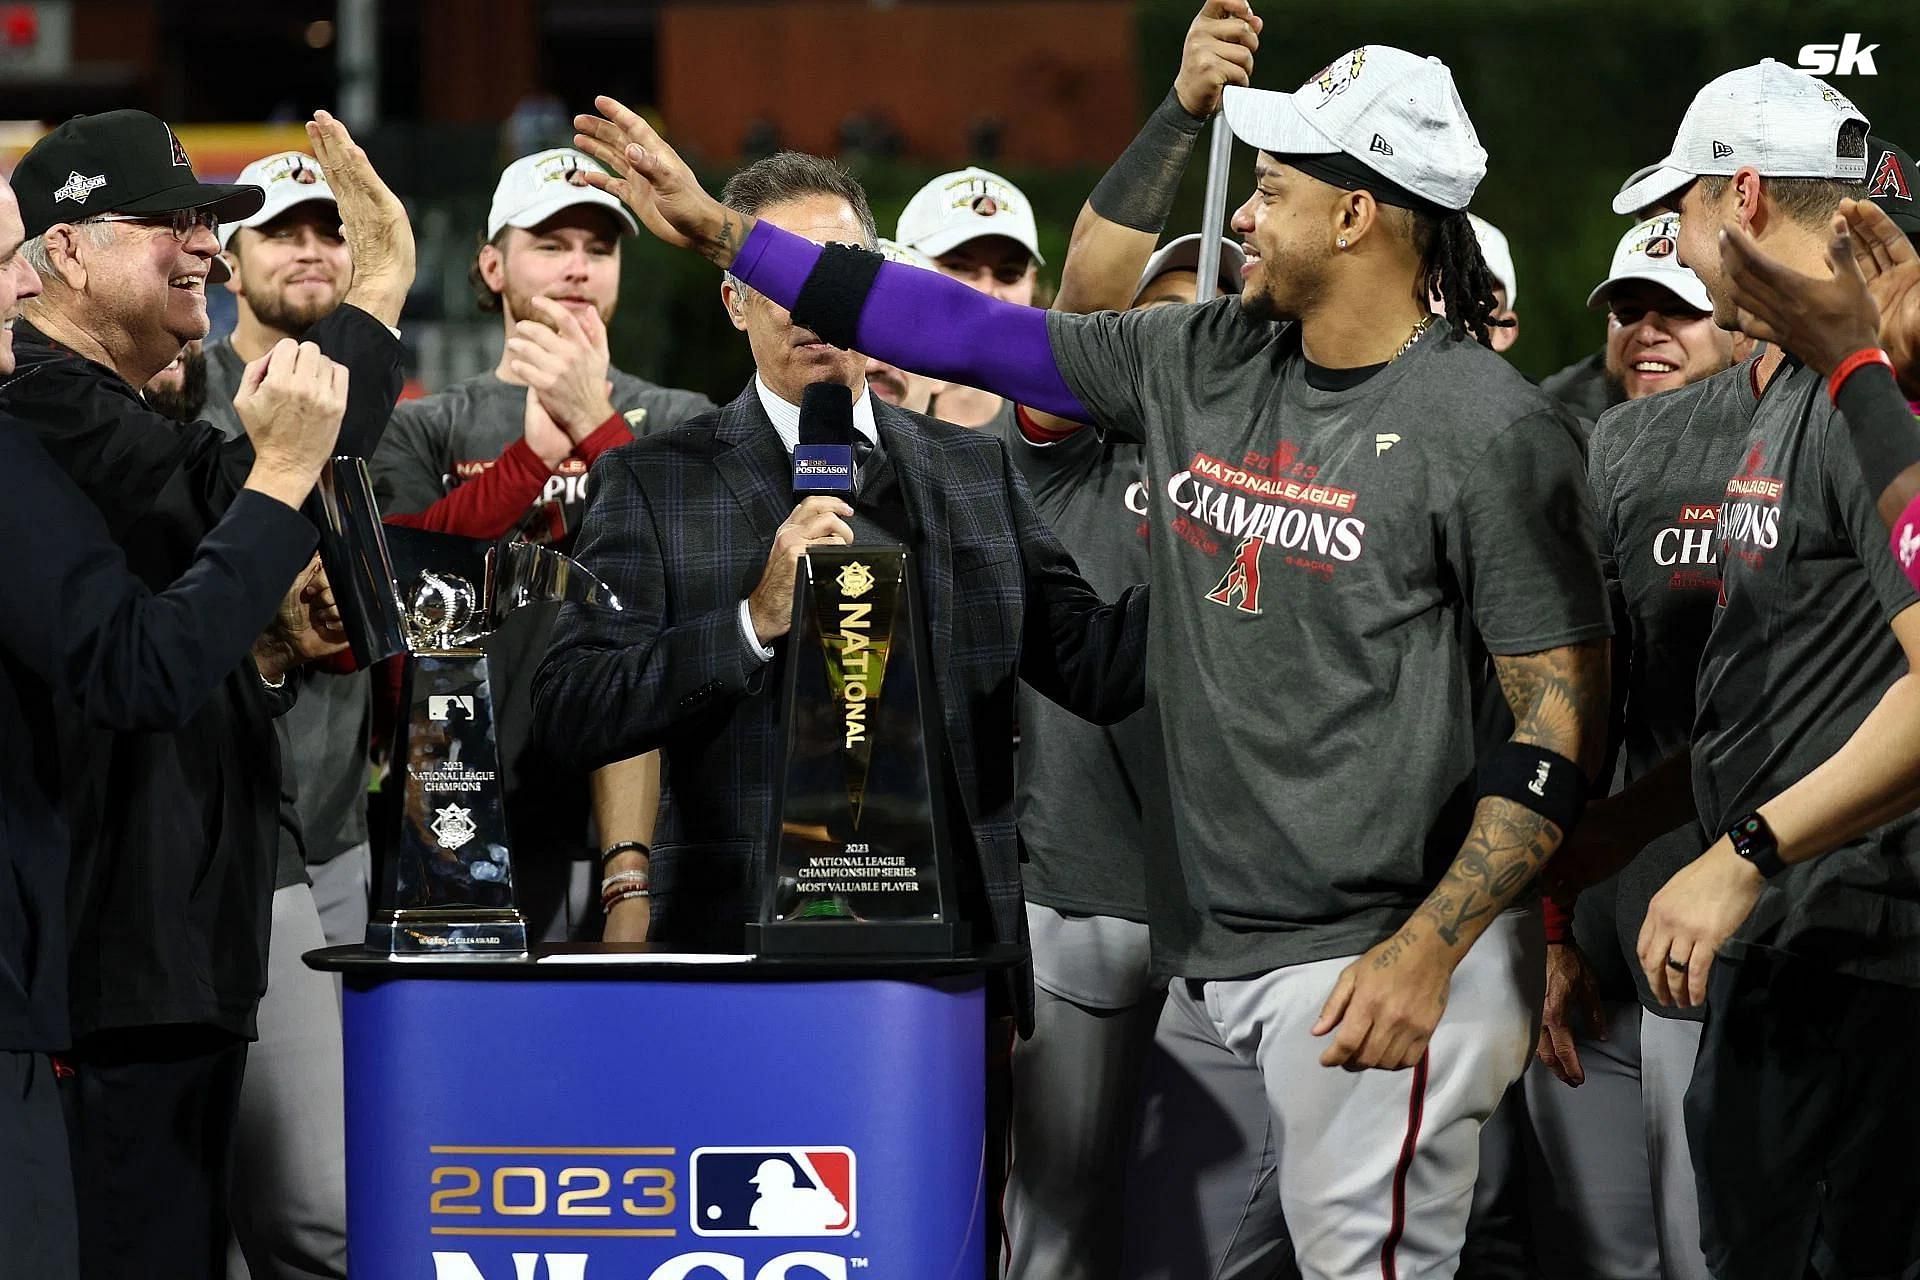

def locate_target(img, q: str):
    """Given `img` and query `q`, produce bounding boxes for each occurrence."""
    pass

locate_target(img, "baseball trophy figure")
[314,457,622,956]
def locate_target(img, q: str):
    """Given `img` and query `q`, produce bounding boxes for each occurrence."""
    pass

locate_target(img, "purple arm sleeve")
[731,220,1094,423]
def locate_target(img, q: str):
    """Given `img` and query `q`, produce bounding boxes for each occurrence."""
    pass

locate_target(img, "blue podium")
[311,948,997,1280]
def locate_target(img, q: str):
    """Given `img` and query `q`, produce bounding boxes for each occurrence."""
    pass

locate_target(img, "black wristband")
[600,840,651,872]
[1725,812,1787,879]
[789,242,884,352]
[1478,742,1588,835]
[1833,359,1920,500]
[1088,88,1208,234]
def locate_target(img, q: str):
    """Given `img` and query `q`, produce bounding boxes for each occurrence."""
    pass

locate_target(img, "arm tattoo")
[1415,640,1609,953]
[702,210,750,269]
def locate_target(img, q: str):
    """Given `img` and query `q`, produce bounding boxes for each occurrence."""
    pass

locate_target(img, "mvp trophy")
[749,545,968,956]
[316,458,621,956]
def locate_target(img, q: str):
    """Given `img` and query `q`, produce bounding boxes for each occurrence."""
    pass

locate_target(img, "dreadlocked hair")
[1410,208,1511,349]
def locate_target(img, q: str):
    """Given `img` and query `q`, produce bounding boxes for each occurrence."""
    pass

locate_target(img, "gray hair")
[719,152,877,297]
[20,221,120,280]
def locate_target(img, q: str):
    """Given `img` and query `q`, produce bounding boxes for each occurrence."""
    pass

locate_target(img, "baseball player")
[1555,66,1920,1278]
[1524,213,1742,1280]
[574,33,1612,1279]
[895,164,1045,430]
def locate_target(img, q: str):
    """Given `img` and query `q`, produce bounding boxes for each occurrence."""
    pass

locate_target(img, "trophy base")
[745,919,970,957]
[368,909,529,957]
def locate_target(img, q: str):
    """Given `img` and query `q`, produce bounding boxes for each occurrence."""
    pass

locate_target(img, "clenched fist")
[233,338,349,509]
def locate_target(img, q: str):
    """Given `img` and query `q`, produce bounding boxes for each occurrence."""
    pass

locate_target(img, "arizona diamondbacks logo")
[431,803,478,850]
[1206,537,1265,614]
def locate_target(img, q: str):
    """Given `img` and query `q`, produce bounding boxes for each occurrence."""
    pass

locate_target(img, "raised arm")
[568,97,1091,422]
[1720,202,1920,539]
[1052,0,1258,316]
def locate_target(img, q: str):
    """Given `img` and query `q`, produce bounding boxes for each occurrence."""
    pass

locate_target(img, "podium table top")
[304,941,1023,981]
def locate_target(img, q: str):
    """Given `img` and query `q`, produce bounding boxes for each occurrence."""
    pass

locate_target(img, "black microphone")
[793,381,857,499]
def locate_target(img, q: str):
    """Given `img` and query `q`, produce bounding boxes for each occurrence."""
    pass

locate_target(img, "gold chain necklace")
[1393,314,1436,362]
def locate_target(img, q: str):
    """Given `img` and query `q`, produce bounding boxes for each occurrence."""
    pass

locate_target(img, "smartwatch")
[1726,812,1787,879]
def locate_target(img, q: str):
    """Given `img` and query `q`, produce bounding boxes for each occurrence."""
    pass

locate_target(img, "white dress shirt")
[737,376,880,661]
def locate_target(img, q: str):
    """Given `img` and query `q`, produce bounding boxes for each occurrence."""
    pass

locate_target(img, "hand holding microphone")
[746,383,859,647]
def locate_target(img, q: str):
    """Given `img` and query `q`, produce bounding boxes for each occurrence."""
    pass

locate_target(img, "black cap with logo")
[1866,134,1920,238]
[11,109,263,240]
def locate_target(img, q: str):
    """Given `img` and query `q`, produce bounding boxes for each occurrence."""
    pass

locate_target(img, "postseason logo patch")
[793,444,855,494]
[689,1147,856,1237]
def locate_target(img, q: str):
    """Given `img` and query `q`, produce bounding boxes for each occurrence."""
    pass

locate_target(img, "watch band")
[1726,812,1787,879]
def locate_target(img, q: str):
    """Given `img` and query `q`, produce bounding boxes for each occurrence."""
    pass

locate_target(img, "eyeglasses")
[87,208,221,241]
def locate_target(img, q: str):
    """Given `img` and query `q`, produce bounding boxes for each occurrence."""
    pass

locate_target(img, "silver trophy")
[315,458,621,956]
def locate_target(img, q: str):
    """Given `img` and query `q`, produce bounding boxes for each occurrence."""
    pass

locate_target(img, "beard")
[146,344,209,423]
[249,286,341,337]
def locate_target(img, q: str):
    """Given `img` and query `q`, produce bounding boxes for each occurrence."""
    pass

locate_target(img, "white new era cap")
[218,151,336,251]
[1612,60,1870,215]
[1586,213,1713,312]
[1220,47,1487,211]
[486,148,638,241]
[896,167,1046,265]
[1134,233,1246,301]
[875,238,938,271]
[1468,214,1516,305]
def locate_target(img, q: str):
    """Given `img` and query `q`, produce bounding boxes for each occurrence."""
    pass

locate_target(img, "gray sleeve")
[1821,403,1920,622]
[1587,409,1627,590]
[621,387,716,439]
[1044,305,1191,445]
[1444,411,1613,655]
[369,399,453,513]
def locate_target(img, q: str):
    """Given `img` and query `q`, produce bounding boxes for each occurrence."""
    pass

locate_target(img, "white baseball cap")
[1134,233,1246,301]
[218,151,336,251]
[1467,213,1516,306]
[1586,213,1712,313]
[895,167,1045,265]
[875,237,937,271]
[1220,47,1487,212]
[1612,60,1870,216]
[486,148,638,241]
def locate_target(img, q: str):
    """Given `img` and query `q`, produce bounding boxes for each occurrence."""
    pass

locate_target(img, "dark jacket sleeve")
[8,306,404,537]
[206,302,408,501]
[1005,443,1149,725]
[532,451,761,772]
[0,420,317,732]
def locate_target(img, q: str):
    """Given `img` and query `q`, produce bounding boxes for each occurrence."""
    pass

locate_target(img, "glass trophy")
[314,457,621,956]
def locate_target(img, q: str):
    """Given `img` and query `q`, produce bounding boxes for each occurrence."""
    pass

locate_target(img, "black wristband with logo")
[1478,741,1588,835]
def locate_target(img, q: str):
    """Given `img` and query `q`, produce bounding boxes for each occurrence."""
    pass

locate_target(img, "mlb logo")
[689,1147,856,1238]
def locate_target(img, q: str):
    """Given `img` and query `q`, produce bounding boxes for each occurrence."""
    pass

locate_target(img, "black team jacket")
[0,305,402,1043]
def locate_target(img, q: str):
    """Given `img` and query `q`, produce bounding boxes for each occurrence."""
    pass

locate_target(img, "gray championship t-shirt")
[1589,361,1759,1017]
[1693,357,1920,987]
[989,400,1158,921]
[1047,302,1611,979]
[1541,349,1622,429]
[202,336,371,883]
[371,369,714,885]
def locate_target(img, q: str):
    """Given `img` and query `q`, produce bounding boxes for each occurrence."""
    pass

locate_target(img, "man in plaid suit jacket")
[532,154,1147,996]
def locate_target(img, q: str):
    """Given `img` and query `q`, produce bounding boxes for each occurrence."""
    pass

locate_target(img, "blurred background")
[3,0,1916,399]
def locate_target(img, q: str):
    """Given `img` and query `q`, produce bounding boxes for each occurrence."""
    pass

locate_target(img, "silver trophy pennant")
[315,457,621,956]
